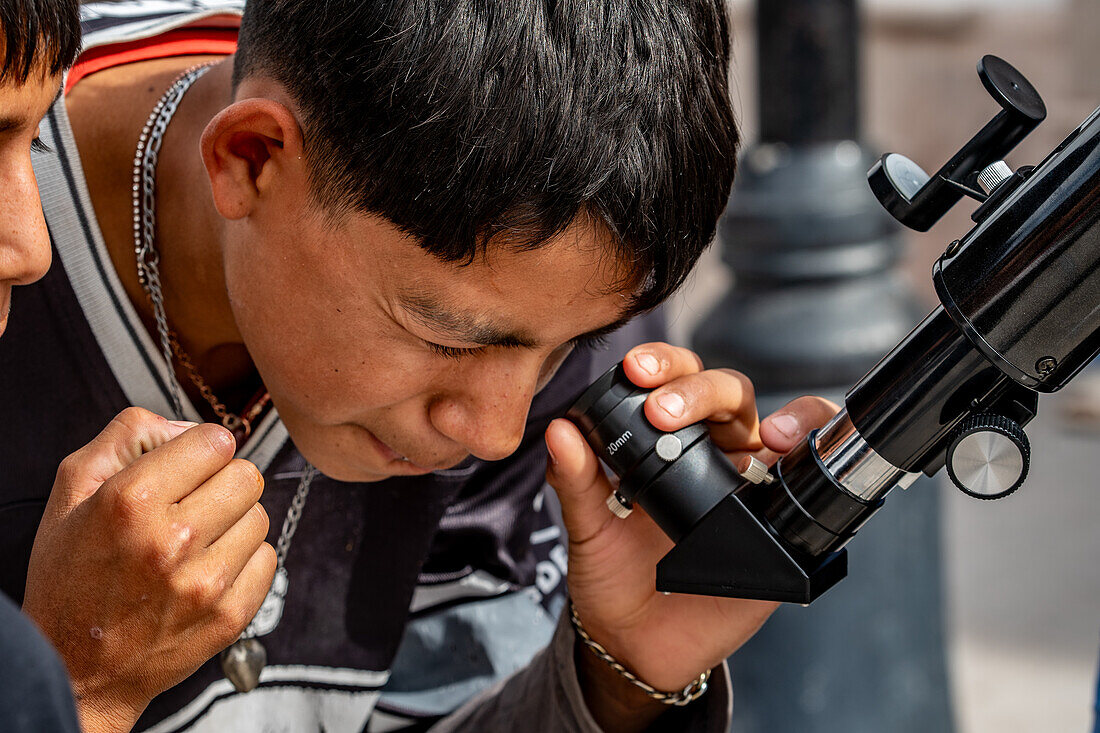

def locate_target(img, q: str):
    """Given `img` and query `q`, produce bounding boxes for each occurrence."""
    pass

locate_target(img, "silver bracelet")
[569,602,711,707]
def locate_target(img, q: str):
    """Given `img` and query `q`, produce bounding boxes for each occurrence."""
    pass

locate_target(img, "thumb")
[545,418,616,546]
[52,408,197,511]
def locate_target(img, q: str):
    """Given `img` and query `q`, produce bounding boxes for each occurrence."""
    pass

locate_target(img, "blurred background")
[663,0,1100,731]
[77,0,1097,729]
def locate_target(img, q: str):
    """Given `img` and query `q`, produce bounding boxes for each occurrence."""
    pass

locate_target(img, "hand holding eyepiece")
[567,364,851,603]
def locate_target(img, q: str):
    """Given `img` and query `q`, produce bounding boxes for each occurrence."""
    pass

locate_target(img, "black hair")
[236,1,737,313]
[0,0,81,84]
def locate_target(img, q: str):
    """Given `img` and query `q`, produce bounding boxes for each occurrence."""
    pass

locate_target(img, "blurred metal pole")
[692,1,955,731]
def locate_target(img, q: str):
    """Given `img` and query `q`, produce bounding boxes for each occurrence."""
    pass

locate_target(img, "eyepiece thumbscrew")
[737,455,777,485]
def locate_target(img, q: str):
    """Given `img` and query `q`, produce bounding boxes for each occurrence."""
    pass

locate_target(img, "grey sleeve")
[428,609,732,733]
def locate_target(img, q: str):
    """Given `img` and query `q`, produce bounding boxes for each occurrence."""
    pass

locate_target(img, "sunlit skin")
[0,65,61,337]
[224,207,632,482]
[63,55,840,731]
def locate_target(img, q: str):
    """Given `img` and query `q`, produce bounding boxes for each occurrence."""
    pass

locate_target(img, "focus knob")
[946,414,1030,500]
[977,160,1013,194]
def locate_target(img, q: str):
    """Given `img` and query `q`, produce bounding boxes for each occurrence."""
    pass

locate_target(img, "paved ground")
[666,4,1100,731]
[945,395,1100,733]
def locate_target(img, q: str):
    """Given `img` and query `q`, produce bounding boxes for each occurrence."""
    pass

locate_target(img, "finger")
[757,396,841,458]
[203,501,271,582]
[642,369,762,450]
[100,422,237,506]
[175,459,265,546]
[212,542,278,643]
[545,418,617,545]
[621,342,705,390]
[53,407,196,508]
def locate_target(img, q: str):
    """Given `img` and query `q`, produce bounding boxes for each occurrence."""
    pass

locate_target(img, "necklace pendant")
[219,637,267,693]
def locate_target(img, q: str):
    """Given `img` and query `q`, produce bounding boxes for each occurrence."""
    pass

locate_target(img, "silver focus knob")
[977,160,1014,194]
[946,414,1030,500]
[606,491,633,519]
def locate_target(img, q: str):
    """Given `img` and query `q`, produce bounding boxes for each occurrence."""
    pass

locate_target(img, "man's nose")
[0,157,51,286]
[430,359,541,463]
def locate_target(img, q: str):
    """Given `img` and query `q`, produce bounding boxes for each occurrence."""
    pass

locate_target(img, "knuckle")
[257,541,278,574]
[180,571,227,610]
[247,502,270,541]
[116,405,154,427]
[146,543,180,577]
[679,372,714,402]
[213,600,252,638]
[106,484,152,529]
[675,345,705,372]
[112,480,155,514]
[714,368,755,400]
[227,459,264,499]
[249,543,279,590]
[114,406,161,439]
[54,452,83,485]
[799,395,841,423]
[737,370,756,401]
[144,539,180,577]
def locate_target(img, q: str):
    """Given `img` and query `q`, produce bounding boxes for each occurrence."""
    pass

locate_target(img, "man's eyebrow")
[0,84,61,136]
[397,290,634,349]
[398,291,541,348]
[571,315,634,345]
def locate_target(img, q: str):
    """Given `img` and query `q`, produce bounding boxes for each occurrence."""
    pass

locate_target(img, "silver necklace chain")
[131,65,209,419]
[131,65,313,645]
[242,464,316,639]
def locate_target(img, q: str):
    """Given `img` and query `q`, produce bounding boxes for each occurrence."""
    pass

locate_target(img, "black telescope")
[567,56,1100,604]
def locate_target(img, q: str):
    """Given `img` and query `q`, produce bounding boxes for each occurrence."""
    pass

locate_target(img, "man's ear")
[200,98,305,220]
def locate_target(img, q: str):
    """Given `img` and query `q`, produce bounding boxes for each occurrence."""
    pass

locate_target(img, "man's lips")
[370,431,407,462]
[362,428,440,472]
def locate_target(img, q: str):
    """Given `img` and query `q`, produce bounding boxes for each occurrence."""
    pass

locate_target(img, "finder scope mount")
[868,55,1046,231]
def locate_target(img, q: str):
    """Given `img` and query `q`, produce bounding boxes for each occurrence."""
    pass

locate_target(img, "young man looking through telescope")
[0,1,836,730]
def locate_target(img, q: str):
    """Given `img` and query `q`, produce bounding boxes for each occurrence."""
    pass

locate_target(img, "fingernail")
[211,426,236,451]
[635,353,661,376]
[655,392,685,418]
[168,420,198,429]
[771,413,800,439]
[545,422,561,466]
